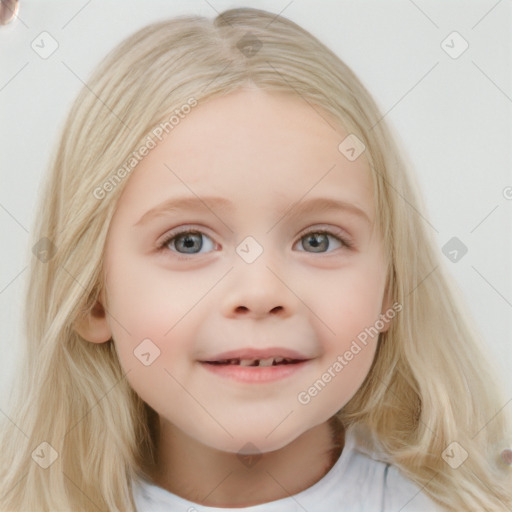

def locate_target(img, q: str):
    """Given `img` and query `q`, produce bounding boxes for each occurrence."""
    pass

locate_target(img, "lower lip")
[200,361,310,383]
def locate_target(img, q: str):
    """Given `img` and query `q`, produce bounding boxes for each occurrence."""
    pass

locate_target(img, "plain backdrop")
[1,0,511,417]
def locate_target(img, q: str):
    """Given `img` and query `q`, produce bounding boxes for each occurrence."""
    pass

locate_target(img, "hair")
[1,7,510,511]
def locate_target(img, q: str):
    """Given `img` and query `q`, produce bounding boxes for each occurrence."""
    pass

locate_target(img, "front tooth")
[273,357,284,364]
[239,359,254,366]
[259,358,274,367]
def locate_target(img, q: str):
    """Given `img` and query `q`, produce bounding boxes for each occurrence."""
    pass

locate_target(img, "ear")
[74,290,112,343]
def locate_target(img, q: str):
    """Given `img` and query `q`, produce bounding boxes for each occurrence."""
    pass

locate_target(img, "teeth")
[212,356,300,366]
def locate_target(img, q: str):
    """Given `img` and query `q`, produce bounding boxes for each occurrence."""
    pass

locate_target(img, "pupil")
[305,233,328,252]
[177,233,202,253]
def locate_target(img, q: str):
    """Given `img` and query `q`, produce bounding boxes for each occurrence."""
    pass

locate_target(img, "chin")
[196,424,308,456]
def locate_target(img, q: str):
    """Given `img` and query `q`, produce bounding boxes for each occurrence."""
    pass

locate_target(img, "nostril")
[233,305,283,315]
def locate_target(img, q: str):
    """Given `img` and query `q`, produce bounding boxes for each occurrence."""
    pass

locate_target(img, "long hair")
[1,7,510,511]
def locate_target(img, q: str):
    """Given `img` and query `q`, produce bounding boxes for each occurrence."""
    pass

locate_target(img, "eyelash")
[157,226,354,257]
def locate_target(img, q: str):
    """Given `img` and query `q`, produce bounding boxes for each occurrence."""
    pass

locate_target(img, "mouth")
[200,347,311,383]
[203,357,306,367]
[200,350,311,383]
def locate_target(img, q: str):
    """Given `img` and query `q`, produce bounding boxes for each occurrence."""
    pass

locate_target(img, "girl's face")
[98,88,390,454]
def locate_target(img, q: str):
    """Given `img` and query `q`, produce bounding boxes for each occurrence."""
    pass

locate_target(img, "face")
[99,88,390,454]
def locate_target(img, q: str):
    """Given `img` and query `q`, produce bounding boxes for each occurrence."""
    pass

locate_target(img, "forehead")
[115,88,373,221]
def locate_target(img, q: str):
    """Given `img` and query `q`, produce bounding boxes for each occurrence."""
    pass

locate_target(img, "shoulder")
[347,424,442,512]
[381,464,441,511]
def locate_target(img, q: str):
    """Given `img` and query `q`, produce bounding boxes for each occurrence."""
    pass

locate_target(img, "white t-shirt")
[132,424,442,511]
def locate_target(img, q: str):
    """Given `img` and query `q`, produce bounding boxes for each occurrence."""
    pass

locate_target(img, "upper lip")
[201,348,310,362]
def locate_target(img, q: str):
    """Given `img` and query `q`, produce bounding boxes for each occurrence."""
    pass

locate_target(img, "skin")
[77,88,391,507]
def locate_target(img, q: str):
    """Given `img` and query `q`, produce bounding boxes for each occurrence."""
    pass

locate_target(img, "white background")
[1,0,511,416]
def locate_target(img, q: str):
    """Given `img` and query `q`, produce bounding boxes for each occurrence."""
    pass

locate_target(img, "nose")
[221,256,297,320]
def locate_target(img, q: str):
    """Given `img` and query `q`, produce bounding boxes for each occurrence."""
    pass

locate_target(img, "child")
[1,7,510,511]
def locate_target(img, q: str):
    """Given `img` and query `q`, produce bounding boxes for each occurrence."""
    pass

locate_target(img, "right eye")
[159,230,216,255]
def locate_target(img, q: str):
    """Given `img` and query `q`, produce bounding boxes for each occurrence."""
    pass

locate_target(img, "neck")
[148,417,345,508]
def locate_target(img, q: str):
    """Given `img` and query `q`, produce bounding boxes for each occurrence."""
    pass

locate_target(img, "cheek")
[103,255,203,373]
[105,250,215,332]
[296,260,386,410]
[312,260,387,345]
[103,257,211,420]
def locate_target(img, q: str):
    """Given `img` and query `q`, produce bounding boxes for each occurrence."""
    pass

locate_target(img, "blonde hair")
[1,7,510,511]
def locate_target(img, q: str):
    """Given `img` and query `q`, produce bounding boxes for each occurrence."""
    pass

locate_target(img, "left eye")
[162,231,215,254]
[294,231,345,253]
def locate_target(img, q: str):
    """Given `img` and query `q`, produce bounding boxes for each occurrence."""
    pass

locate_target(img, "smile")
[205,357,303,367]
[200,358,310,383]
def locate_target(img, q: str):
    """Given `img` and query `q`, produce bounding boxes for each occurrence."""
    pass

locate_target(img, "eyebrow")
[134,196,234,227]
[133,195,371,227]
